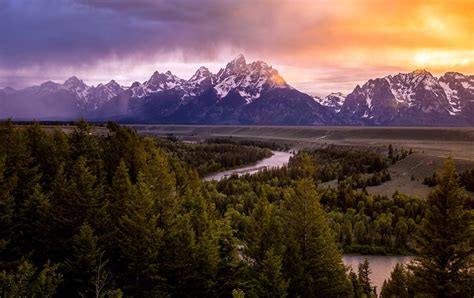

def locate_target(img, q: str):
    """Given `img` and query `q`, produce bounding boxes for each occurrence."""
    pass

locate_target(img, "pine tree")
[65,223,112,297]
[410,157,474,297]
[142,147,177,226]
[116,173,164,296]
[283,175,351,297]
[67,157,103,229]
[213,216,247,297]
[254,248,289,297]
[24,123,58,187]
[0,260,62,297]
[388,144,394,160]
[69,118,104,179]
[15,184,51,262]
[348,269,364,298]
[246,197,285,262]
[0,154,14,257]
[380,263,409,298]
[108,160,133,222]
[103,125,147,182]
[358,258,374,296]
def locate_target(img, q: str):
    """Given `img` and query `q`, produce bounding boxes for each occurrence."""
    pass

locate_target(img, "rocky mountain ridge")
[1,55,473,126]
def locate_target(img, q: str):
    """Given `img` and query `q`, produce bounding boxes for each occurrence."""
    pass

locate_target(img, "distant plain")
[131,125,474,197]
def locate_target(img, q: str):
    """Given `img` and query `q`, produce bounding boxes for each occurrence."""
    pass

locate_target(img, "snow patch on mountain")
[213,55,288,103]
[314,92,345,112]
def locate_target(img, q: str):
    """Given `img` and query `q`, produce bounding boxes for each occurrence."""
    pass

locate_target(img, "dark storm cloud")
[0,0,176,68]
[0,0,312,71]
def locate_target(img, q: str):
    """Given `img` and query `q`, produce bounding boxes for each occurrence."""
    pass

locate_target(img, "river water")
[203,150,294,181]
[343,255,413,294]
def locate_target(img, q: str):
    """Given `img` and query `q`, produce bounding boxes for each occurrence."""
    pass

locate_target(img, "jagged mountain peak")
[146,70,184,89]
[314,92,346,113]
[2,60,474,126]
[106,80,120,87]
[219,54,247,77]
[64,75,81,84]
[40,80,60,88]
[64,76,87,88]
[411,69,431,75]
[189,66,213,82]
[212,55,289,102]
[230,53,246,66]
[147,70,180,81]
[249,60,269,68]
[442,72,473,81]
[341,68,474,123]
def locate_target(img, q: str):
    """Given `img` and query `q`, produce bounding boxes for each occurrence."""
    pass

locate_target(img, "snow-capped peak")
[314,92,346,112]
[229,54,246,69]
[145,70,185,92]
[189,66,212,83]
[94,80,124,100]
[213,55,289,103]
[218,54,248,80]
[443,72,468,81]
[105,80,120,88]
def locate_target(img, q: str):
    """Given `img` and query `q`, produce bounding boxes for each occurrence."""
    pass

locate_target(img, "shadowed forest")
[0,121,472,297]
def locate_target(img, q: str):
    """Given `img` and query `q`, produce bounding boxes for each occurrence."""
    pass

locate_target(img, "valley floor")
[132,125,474,198]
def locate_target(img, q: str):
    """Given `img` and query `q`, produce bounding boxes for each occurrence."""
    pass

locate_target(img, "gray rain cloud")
[0,0,316,70]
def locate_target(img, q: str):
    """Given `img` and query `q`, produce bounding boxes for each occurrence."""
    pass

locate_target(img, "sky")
[0,0,473,96]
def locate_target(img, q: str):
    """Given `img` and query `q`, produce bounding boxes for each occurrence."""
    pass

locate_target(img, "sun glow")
[412,50,473,68]
[271,74,286,85]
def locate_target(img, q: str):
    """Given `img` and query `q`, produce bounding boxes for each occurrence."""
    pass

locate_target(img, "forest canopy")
[0,121,472,297]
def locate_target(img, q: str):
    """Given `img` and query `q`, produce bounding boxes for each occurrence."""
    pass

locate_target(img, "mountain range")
[1,54,473,126]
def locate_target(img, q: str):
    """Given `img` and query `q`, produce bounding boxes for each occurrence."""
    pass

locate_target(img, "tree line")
[424,168,474,192]
[155,137,272,177]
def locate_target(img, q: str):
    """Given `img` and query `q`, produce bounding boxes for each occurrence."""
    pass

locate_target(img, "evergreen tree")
[65,223,112,297]
[15,184,51,262]
[108,160,133,222]
[142,147,177,226]
[66,157,103,230]
[283,171,351,297]
[213,217,247,297]
[254,248,289,297]
[410,157,474,297]
[348,269,363,298]
[0,260,62,297]
[246,197,285,262]
[388,144,394,161]
[358,258,375,296]
[69,118,104,179]
[380,263,409,298]
[0,154,14,258]
[116,173,164,297]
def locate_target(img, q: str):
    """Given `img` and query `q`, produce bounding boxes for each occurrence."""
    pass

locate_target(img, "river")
[203,150,294,181]
[343,255,413,294]
[204,150,413,295]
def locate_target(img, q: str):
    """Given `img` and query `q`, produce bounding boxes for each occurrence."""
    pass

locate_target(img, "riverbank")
[204,150,294,181]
